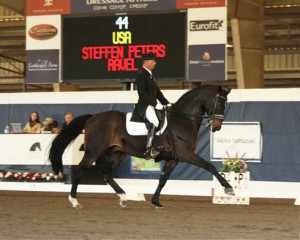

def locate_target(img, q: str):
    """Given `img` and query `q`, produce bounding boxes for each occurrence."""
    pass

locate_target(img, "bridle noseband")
[205,94,227,122]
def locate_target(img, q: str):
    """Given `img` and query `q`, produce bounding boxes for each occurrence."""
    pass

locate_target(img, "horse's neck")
[170,103,204,132]
[171,94,206,133]
[173,98,205,117]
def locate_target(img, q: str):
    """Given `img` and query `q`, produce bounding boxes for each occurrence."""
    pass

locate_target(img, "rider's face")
[143,59,156,71]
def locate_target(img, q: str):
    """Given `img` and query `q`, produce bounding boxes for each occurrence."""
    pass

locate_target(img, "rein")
[166,94,227,125]
[167,110,204,123]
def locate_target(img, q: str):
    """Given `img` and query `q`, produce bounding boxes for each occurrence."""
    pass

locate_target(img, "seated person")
[23,111,42,134]
[41,117,59,134]
[62,112,74,128]
[54,112,75,134]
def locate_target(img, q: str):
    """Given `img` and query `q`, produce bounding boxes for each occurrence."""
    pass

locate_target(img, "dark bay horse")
[49,85,235,209]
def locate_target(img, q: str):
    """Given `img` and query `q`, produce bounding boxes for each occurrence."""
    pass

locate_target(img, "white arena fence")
[0,88,300,204]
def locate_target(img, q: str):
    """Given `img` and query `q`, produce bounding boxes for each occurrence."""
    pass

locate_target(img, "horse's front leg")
[179,152,235,196]
[152,159,178,209]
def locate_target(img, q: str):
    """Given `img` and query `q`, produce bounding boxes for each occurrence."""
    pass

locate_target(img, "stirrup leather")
[144,147,160,159]
[144,124,164,159]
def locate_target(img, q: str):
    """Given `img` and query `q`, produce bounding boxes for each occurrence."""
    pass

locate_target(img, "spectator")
[23,111,42,134]
[52,112,75,134]
[41,117,59,134]
[62,112,74,128]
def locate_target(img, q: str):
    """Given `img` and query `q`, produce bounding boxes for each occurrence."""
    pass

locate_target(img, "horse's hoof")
[152,202,165,211]
[155,206,165,211]
[74,204,83,209]
[118,193,127,208]
[68,195,82,209]
[119,200,128,209]
[225,187,235,196]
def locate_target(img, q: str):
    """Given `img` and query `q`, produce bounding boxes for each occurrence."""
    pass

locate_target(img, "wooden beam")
[53,83,80,92]
[230,0,265,89]
[0,0,26,16]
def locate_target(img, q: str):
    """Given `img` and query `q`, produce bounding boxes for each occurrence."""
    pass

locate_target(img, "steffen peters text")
[81,44,166,71]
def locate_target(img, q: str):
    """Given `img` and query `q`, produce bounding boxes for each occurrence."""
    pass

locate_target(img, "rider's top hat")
[142,52,156,61]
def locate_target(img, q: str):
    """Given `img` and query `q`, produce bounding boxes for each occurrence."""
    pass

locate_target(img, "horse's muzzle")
[212,127,221,132]
[211,119,223,132]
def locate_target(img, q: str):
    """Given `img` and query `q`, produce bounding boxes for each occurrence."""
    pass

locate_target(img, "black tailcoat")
[131,67,169,122]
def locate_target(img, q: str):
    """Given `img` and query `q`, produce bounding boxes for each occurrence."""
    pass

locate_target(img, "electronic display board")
[62,11,186,82]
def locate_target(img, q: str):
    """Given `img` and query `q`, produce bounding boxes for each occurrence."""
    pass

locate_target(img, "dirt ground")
[0,191,299,240]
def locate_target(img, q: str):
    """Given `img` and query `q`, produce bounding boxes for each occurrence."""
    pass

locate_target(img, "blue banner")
[26,50,59,84]
[71,0,177,14]
[188,44,226,80]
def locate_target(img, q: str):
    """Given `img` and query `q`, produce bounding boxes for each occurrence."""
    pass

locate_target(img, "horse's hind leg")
[101,149,127,208]
[69,168,85,209]
[69,152,99,209]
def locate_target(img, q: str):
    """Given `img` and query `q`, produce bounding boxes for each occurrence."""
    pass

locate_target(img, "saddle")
[126,110,168,136]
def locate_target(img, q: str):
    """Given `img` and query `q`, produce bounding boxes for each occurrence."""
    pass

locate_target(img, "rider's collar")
[143,66,152,76]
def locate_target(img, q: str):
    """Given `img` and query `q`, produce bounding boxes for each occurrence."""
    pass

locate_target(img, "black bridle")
[167,93,227,126]
[206,94,227,121]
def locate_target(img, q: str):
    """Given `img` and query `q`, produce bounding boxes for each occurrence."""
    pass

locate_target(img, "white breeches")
[145,105,159,127]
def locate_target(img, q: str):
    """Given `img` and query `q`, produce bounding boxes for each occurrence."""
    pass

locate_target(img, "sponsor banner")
[26,15,61,50]
[27,0,71,16]
[187,7,226,45]
[131,156,161,174]
[211,122,262,162]
[26,50,59,84]
[188,44,226,80]
[71,0,176,14]
[177,0,226,9]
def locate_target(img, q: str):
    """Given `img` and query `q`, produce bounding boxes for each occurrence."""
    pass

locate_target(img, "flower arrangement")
[0,171,62,182]
[219,152,248,173]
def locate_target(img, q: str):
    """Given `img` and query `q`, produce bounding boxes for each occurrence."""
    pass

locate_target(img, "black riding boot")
[144,124,160,159]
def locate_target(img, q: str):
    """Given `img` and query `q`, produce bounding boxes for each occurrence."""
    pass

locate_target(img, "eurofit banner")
[187,7,227,80]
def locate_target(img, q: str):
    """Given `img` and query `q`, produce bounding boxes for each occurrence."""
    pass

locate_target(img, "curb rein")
[166,94,227,127]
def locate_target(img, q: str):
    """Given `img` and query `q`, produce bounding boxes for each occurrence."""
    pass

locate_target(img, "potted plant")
[219,152,248,173]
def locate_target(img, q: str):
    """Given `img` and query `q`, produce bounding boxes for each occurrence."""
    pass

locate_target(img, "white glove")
[155,102,164,110]
[166,103,172,111]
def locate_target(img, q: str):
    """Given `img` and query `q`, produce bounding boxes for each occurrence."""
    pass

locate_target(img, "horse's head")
[171,85,231,131]
[205,86,231,132]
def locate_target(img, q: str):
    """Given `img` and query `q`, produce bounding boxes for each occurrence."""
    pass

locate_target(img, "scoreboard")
[62,11,186,82]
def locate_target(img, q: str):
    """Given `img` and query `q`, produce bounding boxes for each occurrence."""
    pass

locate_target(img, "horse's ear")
[226,88,231,94]
[218,86,231,95]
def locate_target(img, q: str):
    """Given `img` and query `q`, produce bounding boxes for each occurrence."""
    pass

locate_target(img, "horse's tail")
[49,114,93,174]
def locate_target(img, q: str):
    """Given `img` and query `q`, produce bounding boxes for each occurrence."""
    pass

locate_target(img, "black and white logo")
[30,142,41,151]
[190,20,224,31]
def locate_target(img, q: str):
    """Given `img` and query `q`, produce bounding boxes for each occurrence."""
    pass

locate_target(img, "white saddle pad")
[126,113,168,136]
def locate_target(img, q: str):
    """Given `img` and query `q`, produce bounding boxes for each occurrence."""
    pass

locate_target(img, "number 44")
[115,16,129,30]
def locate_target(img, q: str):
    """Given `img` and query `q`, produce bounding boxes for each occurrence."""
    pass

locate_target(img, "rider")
[131,52,171,159]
